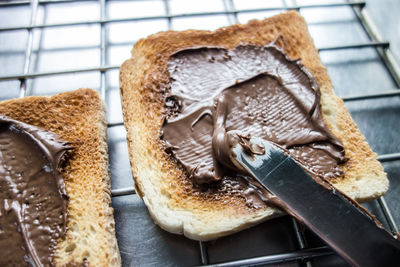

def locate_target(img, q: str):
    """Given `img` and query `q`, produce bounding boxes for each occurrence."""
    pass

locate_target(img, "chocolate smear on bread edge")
[0,115,72,266]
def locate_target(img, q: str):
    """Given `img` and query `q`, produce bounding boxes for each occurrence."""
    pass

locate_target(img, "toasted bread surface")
[120,11,388,241]
[0,89,121,266]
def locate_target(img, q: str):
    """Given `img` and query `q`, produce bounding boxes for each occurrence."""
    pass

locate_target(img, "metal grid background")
[0,0,399,266]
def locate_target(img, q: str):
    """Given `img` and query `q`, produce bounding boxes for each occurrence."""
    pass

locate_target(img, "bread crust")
[120,11,388,241]
[0,89,121,266]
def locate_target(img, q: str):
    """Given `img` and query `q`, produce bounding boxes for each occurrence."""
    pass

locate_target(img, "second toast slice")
[0,89,121,266]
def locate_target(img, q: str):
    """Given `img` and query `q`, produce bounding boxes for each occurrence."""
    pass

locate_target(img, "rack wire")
[0,0,399,266]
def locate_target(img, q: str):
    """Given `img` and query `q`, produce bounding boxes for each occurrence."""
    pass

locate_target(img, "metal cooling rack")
[0,0,399,266]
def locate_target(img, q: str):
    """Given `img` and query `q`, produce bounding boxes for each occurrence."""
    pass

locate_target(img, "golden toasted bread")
[120,11,387,241]
[0,89,121,266]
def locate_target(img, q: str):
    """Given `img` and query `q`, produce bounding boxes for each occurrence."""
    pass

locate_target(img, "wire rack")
[0,0,399,266]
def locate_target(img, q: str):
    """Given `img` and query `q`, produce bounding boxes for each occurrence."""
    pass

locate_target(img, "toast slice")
[0,89,121,266]
[120,11,388,241]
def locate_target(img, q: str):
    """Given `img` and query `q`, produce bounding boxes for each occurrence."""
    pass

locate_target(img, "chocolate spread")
[162,44,346,207]
[0,115,71,266]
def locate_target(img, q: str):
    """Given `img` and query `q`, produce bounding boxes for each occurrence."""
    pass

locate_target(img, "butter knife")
[232,138,400,267]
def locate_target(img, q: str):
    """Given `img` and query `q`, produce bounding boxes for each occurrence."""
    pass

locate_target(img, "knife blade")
[232,137,400,267]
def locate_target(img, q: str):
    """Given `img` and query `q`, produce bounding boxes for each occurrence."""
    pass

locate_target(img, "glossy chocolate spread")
[0,115,71,266]
[162,44,346,207]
